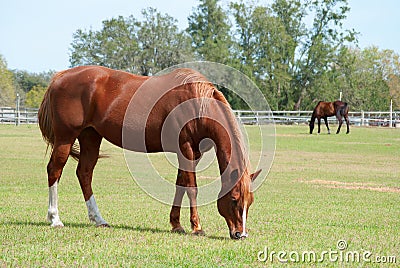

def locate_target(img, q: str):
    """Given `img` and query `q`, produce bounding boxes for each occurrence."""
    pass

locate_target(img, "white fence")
[0,107,39,125]
[1,107,399,127]
[234,110,400,127]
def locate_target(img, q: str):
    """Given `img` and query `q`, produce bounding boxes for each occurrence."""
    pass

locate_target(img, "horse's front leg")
[187,184,204,235]
[170,169,204,235]
[170,169,186,233]
[323,117,330,134]
[170,143,204,235]
[317,117,321,134]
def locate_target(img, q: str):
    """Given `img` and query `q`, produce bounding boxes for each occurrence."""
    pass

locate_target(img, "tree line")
[1,0,399,111]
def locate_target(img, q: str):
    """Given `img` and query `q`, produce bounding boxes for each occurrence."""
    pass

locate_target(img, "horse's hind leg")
[345,115,350,134]
[76,127,108,227]
[336,115,343,134]
[47,141,74,227]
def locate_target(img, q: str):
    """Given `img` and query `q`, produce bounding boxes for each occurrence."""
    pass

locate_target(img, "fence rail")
[234,110,400,127]
[0,107,39,125]
[1,107,399,128]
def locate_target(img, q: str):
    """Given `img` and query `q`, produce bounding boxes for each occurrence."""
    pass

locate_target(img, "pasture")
[0,124,399,266]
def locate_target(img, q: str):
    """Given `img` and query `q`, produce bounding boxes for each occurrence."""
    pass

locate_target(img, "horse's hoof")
[97,223,110,228]
[49,220,64,228]
[171,227,186,234]
[50,223,64,228]
[192,230,205,236]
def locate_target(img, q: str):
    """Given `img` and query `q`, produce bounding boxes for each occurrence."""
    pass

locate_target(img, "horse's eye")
[231,198,238,206]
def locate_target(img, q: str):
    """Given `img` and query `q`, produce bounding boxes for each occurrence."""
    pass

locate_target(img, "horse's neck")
[211,117,247,182]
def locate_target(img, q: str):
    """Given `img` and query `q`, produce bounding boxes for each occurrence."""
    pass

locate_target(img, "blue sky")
[0,0,399,73]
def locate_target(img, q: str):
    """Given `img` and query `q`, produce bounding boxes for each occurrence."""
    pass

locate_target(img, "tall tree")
[25,85,47,108]
[187,0,232,63]
[289,0,357,110]
[335,46,399,111]
[0,55,16,107]
[70,8,192,75]
[137,8,193,75]
[70,15,140,73]
[230,1,295,110]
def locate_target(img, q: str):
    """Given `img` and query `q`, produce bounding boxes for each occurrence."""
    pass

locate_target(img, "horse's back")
[45,66,147,143]
[45,66,219,149]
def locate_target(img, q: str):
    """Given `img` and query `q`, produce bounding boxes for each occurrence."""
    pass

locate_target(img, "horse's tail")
[38,76,80,161]
[339,102,349,116]
[343,102,349,115]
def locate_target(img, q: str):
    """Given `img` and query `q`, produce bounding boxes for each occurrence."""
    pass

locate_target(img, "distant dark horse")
[309,101,350,134]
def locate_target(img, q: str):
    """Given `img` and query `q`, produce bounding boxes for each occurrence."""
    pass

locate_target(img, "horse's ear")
[251,169,262,182]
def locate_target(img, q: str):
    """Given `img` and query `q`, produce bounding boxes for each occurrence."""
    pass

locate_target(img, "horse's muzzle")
[231,231,248,240]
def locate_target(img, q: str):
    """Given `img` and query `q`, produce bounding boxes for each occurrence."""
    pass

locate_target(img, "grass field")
[0,124,399,267]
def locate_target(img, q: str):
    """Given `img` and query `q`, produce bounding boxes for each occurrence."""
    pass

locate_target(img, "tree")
[12,69,53,106]
[334,46,400,111]
[70,8,193,75]
[136,8,193,75]
[70,15,140,72]
[187,0,232,63]
[296,0,356,109]
[227,0,357,110]
[25,85,47,108]
[230,1,295,110]
[0,55,15,107]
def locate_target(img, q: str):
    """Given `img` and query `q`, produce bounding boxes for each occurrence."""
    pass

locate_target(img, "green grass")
[0,124,399,267]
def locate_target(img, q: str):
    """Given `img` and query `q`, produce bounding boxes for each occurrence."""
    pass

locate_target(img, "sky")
[0,0,399,73]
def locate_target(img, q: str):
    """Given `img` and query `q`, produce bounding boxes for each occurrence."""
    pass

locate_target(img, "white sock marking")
[47,181,64,227]
[86,195,108,226]
[241,204,248,237]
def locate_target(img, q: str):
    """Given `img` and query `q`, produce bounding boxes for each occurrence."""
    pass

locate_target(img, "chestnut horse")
[309,101,350,134]
[38,65,261,239]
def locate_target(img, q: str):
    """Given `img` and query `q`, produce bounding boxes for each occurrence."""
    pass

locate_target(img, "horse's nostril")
[235,232,241,239]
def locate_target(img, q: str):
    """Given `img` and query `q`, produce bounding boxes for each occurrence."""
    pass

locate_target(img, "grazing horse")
[38,65,261,239]
[309,101,350,134]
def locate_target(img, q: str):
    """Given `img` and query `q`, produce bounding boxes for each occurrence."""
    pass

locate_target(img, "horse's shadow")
[3,220,228,240]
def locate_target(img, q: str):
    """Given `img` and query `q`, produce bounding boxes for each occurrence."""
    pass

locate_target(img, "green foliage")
[12,70,52,93]
[137,8,193,75]
[332,46,400,110]
[70,8,193,75]
[187,0,232,63]
[25,85,47,108]
[2,1,399,112]
[0,55,15,107]
[11,70,53,107]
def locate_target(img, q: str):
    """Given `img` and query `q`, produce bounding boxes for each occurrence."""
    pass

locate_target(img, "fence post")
[361,110,364,126]
[389,99,393,128]
[256,111,259,125]
[16,94,20,126]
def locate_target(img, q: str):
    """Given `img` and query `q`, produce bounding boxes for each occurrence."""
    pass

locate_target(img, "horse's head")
[217,169,262,239]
